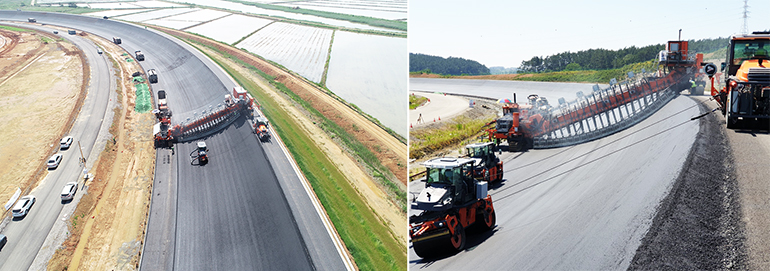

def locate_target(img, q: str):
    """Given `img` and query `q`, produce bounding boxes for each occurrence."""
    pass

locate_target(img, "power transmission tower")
[742,0,749,34]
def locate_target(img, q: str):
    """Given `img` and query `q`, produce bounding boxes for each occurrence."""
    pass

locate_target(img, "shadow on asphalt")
[409,227,500,265]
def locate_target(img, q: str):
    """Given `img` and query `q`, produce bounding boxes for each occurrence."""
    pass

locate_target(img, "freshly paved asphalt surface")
[0,21,113,271]
[409,78,700,269]
[409,91,470,127]
[0,11,346,271]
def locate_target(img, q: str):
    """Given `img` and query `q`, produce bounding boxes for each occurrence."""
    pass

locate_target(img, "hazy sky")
[409,0,770,68]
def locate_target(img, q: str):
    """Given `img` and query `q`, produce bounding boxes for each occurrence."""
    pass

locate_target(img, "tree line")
[409,53,490,75]
[519,37,729,73]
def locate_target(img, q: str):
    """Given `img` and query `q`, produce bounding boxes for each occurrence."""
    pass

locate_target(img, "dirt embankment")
[410,73,532,80]
[46,33,155,271]
[0,28,85,214]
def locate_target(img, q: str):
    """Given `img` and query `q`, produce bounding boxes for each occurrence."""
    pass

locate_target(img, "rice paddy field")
[145,9,230,30]
[236,22,333,83]
[186,14,273,44]
[325,31,407,137]
[272,0,407,20]
[117,7,197,22]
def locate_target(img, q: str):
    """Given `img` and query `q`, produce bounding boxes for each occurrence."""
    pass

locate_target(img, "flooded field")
[117,7,197,22]
[273,0,406,20]
[325,31,406,137]
[71,0,186,9]
[236,22,332,83]
[84,9,151,18]
[164,0,401,32]
[187,14,273,44]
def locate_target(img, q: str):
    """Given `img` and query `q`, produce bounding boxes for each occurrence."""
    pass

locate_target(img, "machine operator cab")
[724,32,770,78]
[413,158,478,212]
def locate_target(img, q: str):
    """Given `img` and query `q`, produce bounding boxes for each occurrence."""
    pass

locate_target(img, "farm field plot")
[73,0,187,9]
[274,1,406,20]
[76,2,143,9]
[165,0,400,32]
[325,31,406,137]
[187,14,273,44]
[84,9,152,18]
[118,7,198,22]
[162,9,231,24]
[236,22,332,83]
[143,17,200,30]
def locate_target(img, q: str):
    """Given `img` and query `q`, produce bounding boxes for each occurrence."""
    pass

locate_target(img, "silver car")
[60,136,74,150]
[61,182,78,201]
[47,154,63,169]
[12,196,35,218]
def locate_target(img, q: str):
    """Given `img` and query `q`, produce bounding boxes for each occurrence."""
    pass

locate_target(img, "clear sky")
[409,0,770,68]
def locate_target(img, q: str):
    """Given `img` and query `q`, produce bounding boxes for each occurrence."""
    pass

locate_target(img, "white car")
[47,154,63,169]
[12,195,35,218]
[61,182,78,201]
[60,136,74,150]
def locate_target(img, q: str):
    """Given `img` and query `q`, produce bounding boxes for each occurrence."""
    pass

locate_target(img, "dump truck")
[113,37,121,44]
[711,31,770,128]
[410,157,496,258]
[148,69,158,83]
[135,50,145,61]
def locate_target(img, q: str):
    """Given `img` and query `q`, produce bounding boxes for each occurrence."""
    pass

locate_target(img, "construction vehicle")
[710,31,770,128]
[148,69,158,83]
[27,18,36,23]
[255,117,270,142]
[156,90,168,112]
[486,96,525,151]
[113,37,121,44]
[410,157,496,258]
[190,141,208,165]
[135,50,145,61]
[464,142,503,182]
[154,86,257,147]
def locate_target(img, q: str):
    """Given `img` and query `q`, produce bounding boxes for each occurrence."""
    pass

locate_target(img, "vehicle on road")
[148,69,158,83]
[47,154,63,169]
[12,196,36,218]
[113,37,121,44]
[191,141,209,165]
[410,157,496,258]
[135,50,145,61]
[712,31,770,128]
[0,234,6,250]
[464,142,503,182]
[67,30,76,35]
[60,136,74,150]
[61,182,78,201]
[27,18,35,23]
[255,117,270,142]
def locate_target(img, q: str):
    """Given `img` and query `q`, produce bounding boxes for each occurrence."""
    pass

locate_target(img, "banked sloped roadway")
[409,78,700,269]
[1,11,347,270]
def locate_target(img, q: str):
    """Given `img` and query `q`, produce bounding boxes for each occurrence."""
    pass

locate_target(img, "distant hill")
[409,53,490,76]
[489,66,518,75]
[519,37,729,73]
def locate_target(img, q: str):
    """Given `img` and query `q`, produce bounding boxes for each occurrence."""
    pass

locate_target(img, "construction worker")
[756,43,768,58]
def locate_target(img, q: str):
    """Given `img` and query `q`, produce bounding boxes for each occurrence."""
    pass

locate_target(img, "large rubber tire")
[478,208,496,232]
[449,224,466,252]
[726,93,737,129]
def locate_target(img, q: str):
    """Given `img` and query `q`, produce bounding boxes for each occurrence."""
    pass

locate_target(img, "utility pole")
[77,140,85,165]
[742,0,749,35]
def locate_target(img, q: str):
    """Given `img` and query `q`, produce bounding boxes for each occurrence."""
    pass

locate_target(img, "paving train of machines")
[487,39,704,151]
[153,86,262,147]
[464,142,503,182]
[709,31,770,128]
[410,157,496,258]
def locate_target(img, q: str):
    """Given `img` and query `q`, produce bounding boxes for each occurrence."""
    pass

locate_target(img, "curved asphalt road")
[0,11,347,271]
[409,78,700,269]
[0,21,114,270]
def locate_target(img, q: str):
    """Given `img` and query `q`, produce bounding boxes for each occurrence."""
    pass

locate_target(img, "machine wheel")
[449,224,466,252]
[508,136,522,152]
[412,238,437,259]
[478,208,496,232]
[726,93,737,129]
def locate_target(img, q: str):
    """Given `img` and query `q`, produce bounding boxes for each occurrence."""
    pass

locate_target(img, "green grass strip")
[134,83,151,113]
[207,51,405,271]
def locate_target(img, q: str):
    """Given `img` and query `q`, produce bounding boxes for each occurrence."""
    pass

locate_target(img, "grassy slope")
[203,48,405,271]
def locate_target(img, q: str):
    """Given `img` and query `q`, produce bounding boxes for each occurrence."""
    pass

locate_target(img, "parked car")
[47,154,63,169]
[61,182,78,201]
[60,136,74,150]
[12,196,35,218]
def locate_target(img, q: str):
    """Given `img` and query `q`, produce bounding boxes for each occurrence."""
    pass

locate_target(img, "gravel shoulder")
[629,95,748,270]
